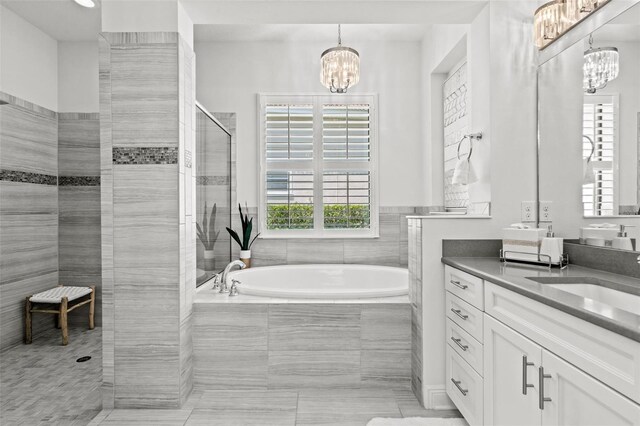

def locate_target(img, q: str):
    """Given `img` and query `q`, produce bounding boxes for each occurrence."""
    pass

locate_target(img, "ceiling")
[1,0,486,42]
[194,24,430,42]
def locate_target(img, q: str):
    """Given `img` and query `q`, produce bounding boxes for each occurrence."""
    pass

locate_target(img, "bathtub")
[226,264,408,299]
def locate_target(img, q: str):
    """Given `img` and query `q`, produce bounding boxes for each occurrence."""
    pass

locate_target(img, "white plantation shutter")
[259,94,378,237]
[583,96,618,216]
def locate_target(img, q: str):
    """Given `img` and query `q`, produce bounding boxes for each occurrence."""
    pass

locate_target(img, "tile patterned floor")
[91,389,461,426]
[0,325,102,426]
[0,325,461,426]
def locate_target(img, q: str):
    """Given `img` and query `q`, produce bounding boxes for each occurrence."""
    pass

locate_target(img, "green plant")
[226,203,260,250]
[266,204,370,229]
[196,203,220,251]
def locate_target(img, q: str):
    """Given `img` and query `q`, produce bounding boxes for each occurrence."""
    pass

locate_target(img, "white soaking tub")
[226,264,408,299]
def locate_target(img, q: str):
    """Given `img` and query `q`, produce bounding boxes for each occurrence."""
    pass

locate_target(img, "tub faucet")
[220,260,246,293]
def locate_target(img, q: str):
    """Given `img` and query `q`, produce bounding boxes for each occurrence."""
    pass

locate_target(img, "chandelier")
[533,0,610,49]
[320,25,360,93]
[583,34,619,94]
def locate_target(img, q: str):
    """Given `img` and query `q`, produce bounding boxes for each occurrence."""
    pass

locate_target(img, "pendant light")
[320,25,360,93]
[583,34,619,94]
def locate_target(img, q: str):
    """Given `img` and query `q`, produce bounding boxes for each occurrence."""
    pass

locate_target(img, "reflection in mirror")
[538,1,640,251]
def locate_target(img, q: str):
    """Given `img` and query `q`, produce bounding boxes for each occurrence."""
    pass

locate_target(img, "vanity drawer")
[445,265,484,310]
[446,344,483,426]
[447,318,483,376]
[446,292,484,343]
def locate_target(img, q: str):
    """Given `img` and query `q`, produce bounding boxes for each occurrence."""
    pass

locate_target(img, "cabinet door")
[484,314,541,426]
[541,349,640,426]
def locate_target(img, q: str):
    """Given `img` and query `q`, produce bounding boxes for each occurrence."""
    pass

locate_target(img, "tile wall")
[0,92,59,350]
[99,31,196,409]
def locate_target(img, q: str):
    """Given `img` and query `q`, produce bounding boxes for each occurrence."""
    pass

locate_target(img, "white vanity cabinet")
[445,265,640,426]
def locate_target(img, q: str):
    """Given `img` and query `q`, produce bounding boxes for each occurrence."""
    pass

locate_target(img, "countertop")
[442,257,640,342]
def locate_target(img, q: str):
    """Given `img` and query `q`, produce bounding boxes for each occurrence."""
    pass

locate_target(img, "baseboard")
[424,385,456,410]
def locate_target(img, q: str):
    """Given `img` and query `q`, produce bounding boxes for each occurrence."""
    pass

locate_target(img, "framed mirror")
[537,0,640,251]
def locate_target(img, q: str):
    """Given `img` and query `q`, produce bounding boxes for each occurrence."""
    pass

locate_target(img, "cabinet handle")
[522,355,535,395]
[450,280,468,290]
[450,308,469,320]
[451,378,468,396]
[451,336,469,351]
[538,366,552,409]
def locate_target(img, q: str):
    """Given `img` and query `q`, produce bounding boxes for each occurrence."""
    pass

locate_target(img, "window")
[582,95,618,216]
[259,94,378,238]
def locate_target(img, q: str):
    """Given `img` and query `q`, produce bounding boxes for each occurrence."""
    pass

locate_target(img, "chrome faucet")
[220,260,246,293]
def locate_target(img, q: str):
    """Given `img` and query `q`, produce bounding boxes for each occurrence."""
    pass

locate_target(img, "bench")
[25,285,96,346]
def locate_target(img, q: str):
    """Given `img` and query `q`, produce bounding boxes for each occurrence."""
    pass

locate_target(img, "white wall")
[417,0,540,405]
[58,41,99,113]
[195,39,425,207]
[0,5,58,111]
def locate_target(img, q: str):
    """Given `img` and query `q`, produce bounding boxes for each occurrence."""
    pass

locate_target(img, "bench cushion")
[30,286,92,303]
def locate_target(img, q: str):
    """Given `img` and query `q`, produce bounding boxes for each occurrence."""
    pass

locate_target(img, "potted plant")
[226,203,260,268]
[196,203,219,271]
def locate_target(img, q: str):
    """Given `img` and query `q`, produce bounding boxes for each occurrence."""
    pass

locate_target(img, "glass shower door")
[195,105,232,286]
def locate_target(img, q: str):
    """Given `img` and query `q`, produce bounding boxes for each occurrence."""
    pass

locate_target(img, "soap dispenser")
[540,225,563,264]
[612,225,634,251]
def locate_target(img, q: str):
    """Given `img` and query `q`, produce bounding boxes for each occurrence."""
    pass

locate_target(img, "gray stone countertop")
[441,257,640,342]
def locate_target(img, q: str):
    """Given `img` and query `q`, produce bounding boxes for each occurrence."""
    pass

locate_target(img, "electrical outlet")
[521,201,537,222]
[540,201,553,222]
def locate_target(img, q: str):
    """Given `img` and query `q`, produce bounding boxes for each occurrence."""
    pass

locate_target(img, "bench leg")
[60,297,68,346]
[89,285,96,330]
[25,297,32,344]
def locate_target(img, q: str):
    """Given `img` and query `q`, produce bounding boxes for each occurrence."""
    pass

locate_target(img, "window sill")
[259,230,380,239]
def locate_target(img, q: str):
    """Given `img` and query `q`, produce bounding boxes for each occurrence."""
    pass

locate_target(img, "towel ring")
[456,133,482,161]
[583,134,595,162]
[457,136,472,161]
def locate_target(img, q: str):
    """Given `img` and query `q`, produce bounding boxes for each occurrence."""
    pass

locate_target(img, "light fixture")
[73,0,95,8]
[534,0,611,50]
[320,25,360,93]
[583,34,619,94]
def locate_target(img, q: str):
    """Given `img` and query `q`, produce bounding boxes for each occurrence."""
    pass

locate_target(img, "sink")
[545,284,640,314]
[527,276,640,315]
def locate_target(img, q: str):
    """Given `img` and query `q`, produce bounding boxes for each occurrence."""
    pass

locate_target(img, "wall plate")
[521,201,537,222]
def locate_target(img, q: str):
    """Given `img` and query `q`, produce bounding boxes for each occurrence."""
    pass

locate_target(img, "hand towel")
[452,158,478,185]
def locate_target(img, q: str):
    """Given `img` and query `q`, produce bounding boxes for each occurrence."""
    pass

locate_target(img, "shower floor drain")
[76,356,91,363]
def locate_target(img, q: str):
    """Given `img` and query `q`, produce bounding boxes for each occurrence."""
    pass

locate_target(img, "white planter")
[240,250,251,268]
[203,249,215,270]
[203,250,215,259]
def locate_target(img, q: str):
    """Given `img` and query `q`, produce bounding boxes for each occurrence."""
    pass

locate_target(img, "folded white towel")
[583,158,595,184]
[452,159,477,185]
[509,223,530,229]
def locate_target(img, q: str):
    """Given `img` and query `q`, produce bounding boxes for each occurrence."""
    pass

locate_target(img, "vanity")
[441,259,640,425]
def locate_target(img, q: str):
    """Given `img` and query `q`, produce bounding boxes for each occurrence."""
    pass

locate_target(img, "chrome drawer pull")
[450,308,469,320]
[522,355,535,395]
[450,280,468,290]
[451,336,469,351]
[539,366,552,409]
[451,378,468,396]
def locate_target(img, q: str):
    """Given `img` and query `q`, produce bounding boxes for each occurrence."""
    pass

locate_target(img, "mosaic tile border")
[58,112,100,121]
[196,176,230,185]
[0,169,57,186]
[58,176,101,186]
[185,150,192,169]
[112,147,178,165]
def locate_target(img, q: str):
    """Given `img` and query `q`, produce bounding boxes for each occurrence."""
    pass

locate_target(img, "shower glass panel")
[196,104,232,286]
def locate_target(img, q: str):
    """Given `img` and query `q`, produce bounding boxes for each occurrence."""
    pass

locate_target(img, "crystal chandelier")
[533,0,610,49]
[583,34,619,94]
[320,25,360,93]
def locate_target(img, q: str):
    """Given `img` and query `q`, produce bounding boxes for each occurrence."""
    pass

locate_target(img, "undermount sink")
[527,277,640,315]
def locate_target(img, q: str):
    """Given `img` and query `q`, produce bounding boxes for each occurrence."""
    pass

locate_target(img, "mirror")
[538,1,640,251]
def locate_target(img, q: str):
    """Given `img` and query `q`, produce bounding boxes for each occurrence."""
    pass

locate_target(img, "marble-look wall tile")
[58,115,100,176]
[286,240,344,264]
[0,272,59,350]
[0,181,57,214]
[268,351,361,388]
[0,103,57,175]
[361,304,411,350]
[344,240,400,266]
[268,305,361,351]
[194,304,268,350]
[111,44,179,147]
[361,349,411,388]
[194,350,268,390]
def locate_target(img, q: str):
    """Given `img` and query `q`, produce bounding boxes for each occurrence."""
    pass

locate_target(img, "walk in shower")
[195,103,232,286]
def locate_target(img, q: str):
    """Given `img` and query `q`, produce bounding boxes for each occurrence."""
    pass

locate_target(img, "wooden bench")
[25,285,95,346]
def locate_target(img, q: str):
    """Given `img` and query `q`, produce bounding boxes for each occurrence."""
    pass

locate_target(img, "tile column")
[99,31,195,408]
